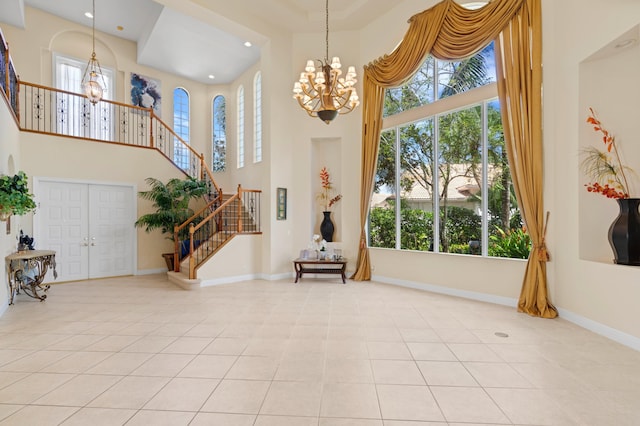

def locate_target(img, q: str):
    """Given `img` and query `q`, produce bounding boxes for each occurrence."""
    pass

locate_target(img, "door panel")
[38,181,89,282]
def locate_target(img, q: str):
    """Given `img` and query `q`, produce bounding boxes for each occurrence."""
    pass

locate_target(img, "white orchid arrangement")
[310,234,327,252]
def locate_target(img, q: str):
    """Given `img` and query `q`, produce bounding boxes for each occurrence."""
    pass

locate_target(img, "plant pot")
[608,198,640,266]
[162,252,175,271]
[0,210,10,221]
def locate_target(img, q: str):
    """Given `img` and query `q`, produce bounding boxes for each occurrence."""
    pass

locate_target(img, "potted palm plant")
[134,176,209,269]
[0,171,37,221]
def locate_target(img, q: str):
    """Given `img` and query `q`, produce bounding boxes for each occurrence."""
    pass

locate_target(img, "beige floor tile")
[40,351,113,374]
[0,405,78,426]
[0,372,29,390]
[0,405,22,422]
[201,379,270,414]
[416,361,478,386]
[325,358,374,383]
[367,342,412,360]
[87,375,170,409]
[434,329,482,344]
[144,377,219,411]
[446,343,503,362]
[150,323,198,337]
[0,350,32,368]
[125,410,196,426]
[0,372,74,404]
[121,335,177,353]
[430,386,509,424]
[83,335,142,352]
[161,336,214,354]
[34,374,122,406]
[84,322,130,335]
[371,360,425,385]
[3,334,71,350]
[190,412,256,426]
[327,326,365,340]
[260,381,322,416]
[178,354,238,378]
[117,322,162,336]
[243,338,288,357]
[255,415,318,425]
[319,419,383,426]
[320,382,380,419]
[202,338,249,355]
[291,325,329,339]
[130,353,195,377]
[383,421,446,426]
[377,384,445,422]
[326,340,369,359]
[85,352,153,375]
[407,342,457,361]
[184,323,225,338]
[398,328,442,343]
[464,361,533,388]
[0,350,72,372]
[487,387,576,425]
[283,338,327,356]
[275,354,325,381]
[224,356,279,380]
[46,334,107,351]
[366,327,403,342]
[59,407,137,426]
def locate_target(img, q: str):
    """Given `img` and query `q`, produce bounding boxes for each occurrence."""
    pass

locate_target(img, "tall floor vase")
[320,211,335,242]
[608,198,640,266]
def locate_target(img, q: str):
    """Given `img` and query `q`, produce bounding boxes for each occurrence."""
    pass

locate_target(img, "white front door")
[36,180,135,282]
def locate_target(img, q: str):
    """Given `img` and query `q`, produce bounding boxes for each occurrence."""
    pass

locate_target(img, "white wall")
[0,96,21,313]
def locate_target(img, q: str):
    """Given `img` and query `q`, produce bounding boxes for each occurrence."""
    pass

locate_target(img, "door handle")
[90,237,96,246]
[81,237,89,247]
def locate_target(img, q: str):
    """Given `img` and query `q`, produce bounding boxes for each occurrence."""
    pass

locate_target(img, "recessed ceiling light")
[85,12,93,19]
[244,41,252,47]
[117,25,124,31]
[615,38,636,49]
[208,75,215,80]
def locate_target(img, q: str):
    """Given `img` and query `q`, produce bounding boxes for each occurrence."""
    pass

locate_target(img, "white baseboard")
[0,301,8,317]
[557,307,640,351]
[372,274,518,307]
[374,274,640,352]
[136,268,167,276]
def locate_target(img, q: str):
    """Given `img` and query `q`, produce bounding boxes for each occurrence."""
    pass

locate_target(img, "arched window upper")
[212,95,226,172]
[173,87,190,170]
[254,71,262,163]
[237,85,245,168]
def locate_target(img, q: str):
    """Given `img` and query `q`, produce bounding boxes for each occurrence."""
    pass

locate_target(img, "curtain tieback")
[536,211,551,262]
[359,235,367,249]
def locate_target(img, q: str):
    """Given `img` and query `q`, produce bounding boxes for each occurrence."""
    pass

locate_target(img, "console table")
[5,250,57,305]
[293,258,347,284]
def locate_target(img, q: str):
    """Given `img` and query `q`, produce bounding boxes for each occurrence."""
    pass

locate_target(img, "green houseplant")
[0,171,37,220]
[134,176,209,269]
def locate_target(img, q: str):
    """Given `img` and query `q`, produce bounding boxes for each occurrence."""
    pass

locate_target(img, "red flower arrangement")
[582,108,632,199]
[318,167,342,211]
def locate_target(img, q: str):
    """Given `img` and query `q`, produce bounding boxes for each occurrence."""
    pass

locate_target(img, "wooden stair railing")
[0,27,19,124]
[177,184,262,279]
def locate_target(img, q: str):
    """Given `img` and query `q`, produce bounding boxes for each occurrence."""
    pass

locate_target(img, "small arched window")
[237,85,245,168]
[212,95,226,172]
[173,87,190,170]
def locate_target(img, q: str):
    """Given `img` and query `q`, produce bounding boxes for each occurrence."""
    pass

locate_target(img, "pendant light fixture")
[292,0,359,124]
[81,0,107,104]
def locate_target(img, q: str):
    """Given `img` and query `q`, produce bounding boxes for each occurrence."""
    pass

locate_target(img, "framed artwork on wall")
[277,187,287,220]
[130,73,162,116]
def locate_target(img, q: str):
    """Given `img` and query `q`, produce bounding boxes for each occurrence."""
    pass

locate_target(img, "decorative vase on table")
[608,198,640,266]
[320,211,334,242]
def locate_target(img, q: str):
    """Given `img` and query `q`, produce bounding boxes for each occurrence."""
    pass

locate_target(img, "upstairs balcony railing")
[0,27,18,119]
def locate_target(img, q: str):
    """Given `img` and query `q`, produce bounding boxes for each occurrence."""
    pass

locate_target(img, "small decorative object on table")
[18,230,35,252]
[582,108,639,265]
[317,167,341,242]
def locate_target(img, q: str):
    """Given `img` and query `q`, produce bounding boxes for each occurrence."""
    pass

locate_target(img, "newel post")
[237,184,243,233]
[188,223,196,279]
[173,224,179,272]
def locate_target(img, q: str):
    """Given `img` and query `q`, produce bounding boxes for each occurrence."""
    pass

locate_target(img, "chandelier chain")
[325,0,329,63]
[91,0,96,55]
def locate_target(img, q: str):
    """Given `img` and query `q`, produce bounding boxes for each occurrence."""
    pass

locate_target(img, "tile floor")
[0,274,639,425]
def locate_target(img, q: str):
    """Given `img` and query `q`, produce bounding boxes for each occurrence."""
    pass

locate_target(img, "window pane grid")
[237,86,245,168]
[212,95,226,172]
[173,88,190,171]
[254,72,262,163]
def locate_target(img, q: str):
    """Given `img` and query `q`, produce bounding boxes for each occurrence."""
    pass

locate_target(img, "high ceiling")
[0,0,395,84]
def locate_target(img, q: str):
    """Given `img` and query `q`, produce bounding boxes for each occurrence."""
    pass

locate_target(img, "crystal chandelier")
[292,0,359,124]
[81,0,107,105]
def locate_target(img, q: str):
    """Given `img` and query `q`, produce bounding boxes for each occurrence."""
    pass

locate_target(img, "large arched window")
[237,85,245,168]
[253,71,262,163]
[212,95,226,172]
[173,87,190,170]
